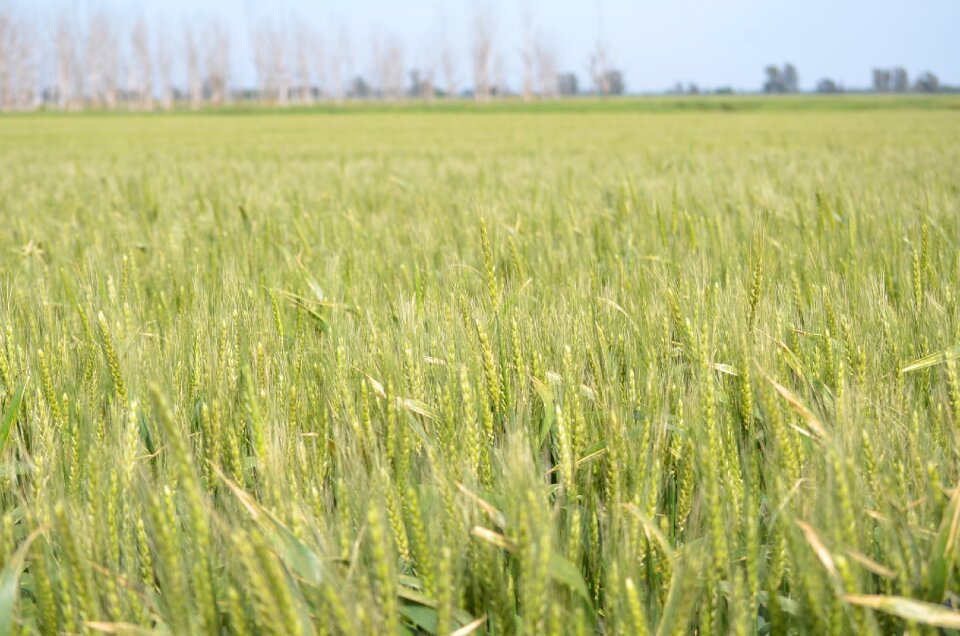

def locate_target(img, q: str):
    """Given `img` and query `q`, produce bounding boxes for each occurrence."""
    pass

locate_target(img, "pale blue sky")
[22,0,960,92]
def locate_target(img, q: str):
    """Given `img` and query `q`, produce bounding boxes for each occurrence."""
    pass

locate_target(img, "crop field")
[1,98,960,634]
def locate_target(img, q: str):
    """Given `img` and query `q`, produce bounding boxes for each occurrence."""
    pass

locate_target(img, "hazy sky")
[23,0,960,92]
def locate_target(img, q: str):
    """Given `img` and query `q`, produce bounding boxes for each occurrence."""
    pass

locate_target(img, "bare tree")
[293,23,317,104]
[471,5,494,101]
[589,39,610,97]
[413,39,436,101]
[0,7,19,110]
[275,25,291,106]
[327,28,352,102]
[252,22,289,105]
[0,8,10,110]
[156,25,174,109]
[86,13,120,109]
[438,32,457,99]
[520,11,534,101]
[184,24,202,108]
[371,32,405,101]
[535,37,557,98]
[54,16,81,109]
[0,7,37,111]
[492,52,506,98]
[251,24,270,102]
[130,19,153,110]
[313,35,327,100]
[204,19,230,106]
[19,15,38,109]
[420,62,435,101]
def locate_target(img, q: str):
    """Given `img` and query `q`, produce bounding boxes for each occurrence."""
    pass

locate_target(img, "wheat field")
[1,99,960,634]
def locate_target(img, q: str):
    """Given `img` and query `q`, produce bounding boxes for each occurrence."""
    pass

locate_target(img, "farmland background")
[1,97,960,634]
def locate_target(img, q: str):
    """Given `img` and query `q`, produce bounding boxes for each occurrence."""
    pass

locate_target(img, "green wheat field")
[1,97,960,634]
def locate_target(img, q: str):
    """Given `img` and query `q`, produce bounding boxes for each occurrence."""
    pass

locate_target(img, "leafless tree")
[130,19,153,110]
[53,16,81,109]
[184,24,202,108]
[293,23,318,104]
[417,63,435,101]
[274,25,291,106]
[86,13,120,109]
[0,7,37,111]
[412,36,436,101]
[253,22,289,105]
[520,10,535,102]
[0,9,10,110]
[251,24,270,102]
[492,52,507,98]
[156,25,174,109]
[438,30,457,99]
[535,37,557,98]
[313,31,327,100]
[589,39,610,97]
[470,4,494,101]
[19,15,38,109]
[0,4,626,110]
[0,7,18,110]
[204,19,231,106]
[327,28,352,102]
[371,32,405,101]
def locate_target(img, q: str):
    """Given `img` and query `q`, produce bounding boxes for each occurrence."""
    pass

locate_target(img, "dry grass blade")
[766,375,828,439]
[842,595,960,628]
[901,344,960,373]
[84,622,158,635]
[211,463,327,586]
[451,614,488,636]
[845,550,897,579]
[797,520,839,582]
[596,297,639,333]
[470,527,518,553]
[361,370,439,420]
[456,483,507,528]
[711,363,739,376]
[625,503,675,561]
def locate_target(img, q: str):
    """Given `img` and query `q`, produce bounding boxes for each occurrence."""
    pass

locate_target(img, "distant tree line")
[816,67,941,94]
[0,4,626,112]
[762,63,947,95]
[661,63,951,96]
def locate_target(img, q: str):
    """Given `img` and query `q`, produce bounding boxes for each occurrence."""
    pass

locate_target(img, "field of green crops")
[1,98,959,635]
